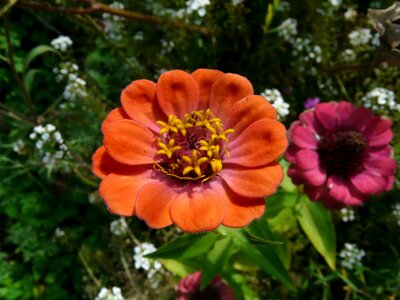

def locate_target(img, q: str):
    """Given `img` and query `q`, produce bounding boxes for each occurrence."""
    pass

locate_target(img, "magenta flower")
[177,271,234,300]
[286,101,396,209]
[304,97,320,109]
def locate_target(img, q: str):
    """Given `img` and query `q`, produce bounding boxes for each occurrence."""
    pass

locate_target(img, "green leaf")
[145,232,220,260]
[23,69,46,96]
[296,194,336,270]
[200,237,233,289]
[24,45,59,72]
[264,191,297,220]
[280,159,297,192]
[221,271,257,300]
[160,259,193,277]
[241,244,295,289]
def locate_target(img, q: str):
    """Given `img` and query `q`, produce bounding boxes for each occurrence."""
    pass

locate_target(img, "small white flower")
[34,125,45,134]
[231,0,244,5]
[341,49,356,62]
[186,0,210,17]
[278,18,298,43]
[361,87,398,113]
[29,132,37,140]
[54,227,65,238]
[392,203,400,226]
[328,0,341,6]
[50,35,73,52]
[340,208,355,222]
[339,243,366,270]
[41,133,50,142]
[12,140,25,154]
[110,218,128,236]
[344,8,357,21]
[35,140,44,150]
[261,88,290,119]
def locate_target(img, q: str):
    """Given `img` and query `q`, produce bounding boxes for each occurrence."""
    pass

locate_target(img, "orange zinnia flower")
[92,69,288,232]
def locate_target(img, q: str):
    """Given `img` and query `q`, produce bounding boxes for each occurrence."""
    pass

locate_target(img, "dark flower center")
[318,129,367,177]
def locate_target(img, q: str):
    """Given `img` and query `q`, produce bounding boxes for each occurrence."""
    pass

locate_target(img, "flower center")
[154,109,234,182]
[318,129,367,176]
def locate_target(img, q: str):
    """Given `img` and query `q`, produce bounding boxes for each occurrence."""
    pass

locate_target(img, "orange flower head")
[92,69,288,232]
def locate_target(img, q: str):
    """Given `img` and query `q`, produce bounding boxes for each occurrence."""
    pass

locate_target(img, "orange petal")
[121,79,165,132]
[156,70,199,118]
[104,119,156,165]
[220,162,283,198]
[191,69,224,110]
[101,107,130,134]
[226,95,277,139]
[210,179,265,228]
[225,119,288,167]
[92,146,139,179]
[170,186,226,232]
[209,73,254,122]
[99,171,154,216]
[135,181,177,229]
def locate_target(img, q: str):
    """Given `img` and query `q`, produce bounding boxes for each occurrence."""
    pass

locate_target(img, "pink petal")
[294,149,320,170]
[365,156,397,177]
[287,166,306,185]
[314,102,338,131]
[328,176,365,206]
[350,171,387,195]
[285,144,301,164]
[290,125,318,149]
[336,101,355,127]
[301,165,327,186]
[299,110,324,135]
[363,117,393,147]
[346,107,373,131]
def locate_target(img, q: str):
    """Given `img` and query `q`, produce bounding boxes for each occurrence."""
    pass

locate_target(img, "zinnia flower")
[286,101,396,209]
[177,271,234,300]
[92,69,287,232]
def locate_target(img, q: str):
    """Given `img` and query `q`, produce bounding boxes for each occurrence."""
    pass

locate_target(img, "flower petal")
[99,170,154,216]
[191,69,224,110]
[345,107,373,131]
[336,101,355,126]
[209,73,254,123]
[350,171,387,195]
[226,119,288,167]
[135,180,177,229]
[315,102,338,131]
[220,162,283,198]
[104,119,156,165]
[299,110,324,135]
[327,176,365,206]
[226,95,277,139]
[92,146,137,179]
[170,186,226,232]
[294,149,320,170]
[301,165,327,186]
[290,124,318,149]
[101,107,130,134]
[363,117,393,147]
[210,179,265,228]
[156,70,199,118]
[285,144,301,164]
[121,79,165,132]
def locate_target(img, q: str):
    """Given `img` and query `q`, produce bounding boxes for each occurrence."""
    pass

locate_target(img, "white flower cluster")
[293,38,322,65]
[348,28,372,47]
[29,124,70,167]
[110,218,128,236]
[160,39,175,55]
[231,0,244,5]
[95,287,124,300]
[103,2,125,41]
[340,208,355,222]
[392,203,400,226]
[328,0,341,6]
[186,0,210,17]
[278,18,298,43]
[12,140,26,155]
[261,88,290,119]
[133,242,163,285]
[361,87,399,112]
[50,35,73,52]
[54,227,65,238]
[339,243,366,270]
[341,49,356,62]
[52,62,79,83]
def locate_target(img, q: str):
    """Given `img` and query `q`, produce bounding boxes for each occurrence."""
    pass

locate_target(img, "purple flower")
[177,271,235,300]
[304,97,320,109]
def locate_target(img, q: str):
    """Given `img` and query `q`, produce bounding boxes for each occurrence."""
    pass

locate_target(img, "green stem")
[78,250,101,288]
[0,0,19,17]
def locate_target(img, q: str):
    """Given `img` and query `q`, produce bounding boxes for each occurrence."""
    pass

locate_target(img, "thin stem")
[16,0,208,34]
[78,250,101,288]
[0,0,19,17]
[121,218,141,246]
[0,103,36,125]
[119,249,136,290]
[3,16,37,122]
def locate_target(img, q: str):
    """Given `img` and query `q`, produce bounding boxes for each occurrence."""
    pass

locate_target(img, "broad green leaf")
[241,244,295,289]
[145,232,219,260]
[296,194,336,270]
[160,259,193,277]
[246,220,290,269]
[24,45,59,72]
[220,227,294,289]
[222,271,257,300]
[200,237,233,289]
[264,191,297,220]
[280,159,297,192]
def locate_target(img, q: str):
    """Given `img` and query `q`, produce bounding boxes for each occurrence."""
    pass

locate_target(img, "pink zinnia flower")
[177,271,234,300]
[286,101,396,209]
